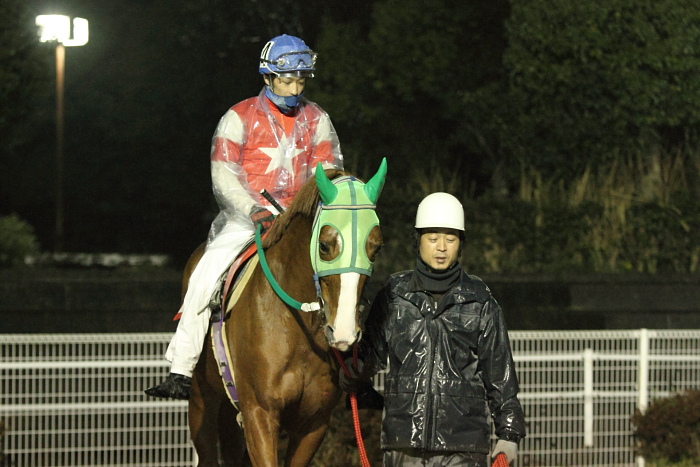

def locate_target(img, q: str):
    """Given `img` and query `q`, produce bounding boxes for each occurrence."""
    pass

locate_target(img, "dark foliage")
[312,402,383,466]
[0,214,40,267]
[632,390,700,463]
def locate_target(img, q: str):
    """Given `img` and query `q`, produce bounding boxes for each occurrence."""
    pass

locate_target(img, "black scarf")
[412,258,462,294]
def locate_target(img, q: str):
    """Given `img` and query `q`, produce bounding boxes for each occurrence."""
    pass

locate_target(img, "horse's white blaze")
[332,272,361,346]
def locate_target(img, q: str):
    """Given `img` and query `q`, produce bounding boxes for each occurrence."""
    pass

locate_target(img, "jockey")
[146,34,344,400]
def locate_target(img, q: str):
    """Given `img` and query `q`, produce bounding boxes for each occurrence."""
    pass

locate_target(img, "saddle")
[171,237,258,323]
[209,237,258,322]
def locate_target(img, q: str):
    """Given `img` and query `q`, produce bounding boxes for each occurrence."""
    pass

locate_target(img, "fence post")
[583,348,594,447]
[636,328,650,467]
[637,328,649,412]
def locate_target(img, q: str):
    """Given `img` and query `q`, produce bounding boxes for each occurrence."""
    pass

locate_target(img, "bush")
[632,389,700,464]
[0,213,40,267]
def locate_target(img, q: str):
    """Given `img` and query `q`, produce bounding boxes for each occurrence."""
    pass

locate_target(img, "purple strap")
[212,318,239,404]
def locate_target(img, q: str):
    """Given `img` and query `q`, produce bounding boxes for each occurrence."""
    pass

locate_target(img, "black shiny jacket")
[362,268,526,453]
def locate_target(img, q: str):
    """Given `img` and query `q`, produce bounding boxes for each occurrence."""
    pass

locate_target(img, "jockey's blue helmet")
[259,34,317,77]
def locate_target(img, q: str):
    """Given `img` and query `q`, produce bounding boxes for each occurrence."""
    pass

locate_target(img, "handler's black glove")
[250,206,275,234]
[339,358,363,392]
[339,358,384,410]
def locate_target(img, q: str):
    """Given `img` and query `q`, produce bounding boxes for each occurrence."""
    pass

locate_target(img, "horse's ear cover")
[315,163,338,205]
[364,158,387,204]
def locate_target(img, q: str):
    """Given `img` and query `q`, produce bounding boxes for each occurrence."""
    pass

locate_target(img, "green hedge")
[0,213,40,267]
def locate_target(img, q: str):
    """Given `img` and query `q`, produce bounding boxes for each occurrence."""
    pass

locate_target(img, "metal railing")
[1,330,699,466]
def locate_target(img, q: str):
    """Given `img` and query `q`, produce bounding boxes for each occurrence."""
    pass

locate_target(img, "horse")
[185,160,387,466]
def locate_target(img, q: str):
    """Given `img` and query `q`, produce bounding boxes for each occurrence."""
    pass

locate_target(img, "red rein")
[333,347,371,467]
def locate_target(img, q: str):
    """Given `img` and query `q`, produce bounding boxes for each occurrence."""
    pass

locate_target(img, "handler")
[341,192,526,466]
[147,34,343,400]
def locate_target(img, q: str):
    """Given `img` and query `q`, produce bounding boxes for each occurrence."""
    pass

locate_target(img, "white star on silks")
[260,146,305,174]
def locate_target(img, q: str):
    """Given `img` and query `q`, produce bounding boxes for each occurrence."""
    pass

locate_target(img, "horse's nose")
[324,325,357,351]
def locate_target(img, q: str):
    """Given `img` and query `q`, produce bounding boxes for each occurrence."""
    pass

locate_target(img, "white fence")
[510,329,700,466]
[0,334,188,467]
[1,330,699,466]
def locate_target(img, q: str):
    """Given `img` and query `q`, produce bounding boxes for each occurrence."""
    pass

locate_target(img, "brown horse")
[185,162,387,466]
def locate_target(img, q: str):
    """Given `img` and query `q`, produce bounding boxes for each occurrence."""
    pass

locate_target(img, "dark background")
[2,0,699,273]
[2,1,386,266]
[0,0,372,263]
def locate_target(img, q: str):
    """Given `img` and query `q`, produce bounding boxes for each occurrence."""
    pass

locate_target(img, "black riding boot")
[145,373,192,400]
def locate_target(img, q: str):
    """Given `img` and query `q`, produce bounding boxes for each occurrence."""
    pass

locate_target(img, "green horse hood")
[310,159,387,277]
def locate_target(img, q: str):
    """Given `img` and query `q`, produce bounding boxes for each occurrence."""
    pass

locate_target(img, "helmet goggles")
[261,50,317,72]
[259,35,317,76]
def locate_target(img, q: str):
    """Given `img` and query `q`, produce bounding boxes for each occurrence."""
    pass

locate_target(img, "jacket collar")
[396,270,480,318]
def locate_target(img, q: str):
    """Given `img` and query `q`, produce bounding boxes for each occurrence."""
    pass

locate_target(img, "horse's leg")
[188,374,222,466]
[189,335,249,466]
[191,377,251,467]
[217,402,250,466]
[239,404,282,467]
[283,423,330,467]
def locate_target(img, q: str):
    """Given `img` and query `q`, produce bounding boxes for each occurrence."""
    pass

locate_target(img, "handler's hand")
[338,358,363,393]
[491,439,518,465]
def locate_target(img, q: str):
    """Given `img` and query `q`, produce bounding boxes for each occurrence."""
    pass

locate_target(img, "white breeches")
[165,219,255,377]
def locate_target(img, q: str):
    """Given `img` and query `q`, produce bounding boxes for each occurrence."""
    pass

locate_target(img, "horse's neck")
[269,215,316,296]
[268,216,328,343]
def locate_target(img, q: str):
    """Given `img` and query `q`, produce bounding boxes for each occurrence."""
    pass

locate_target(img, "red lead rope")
[333,347,371,467]
[491,453,509,467]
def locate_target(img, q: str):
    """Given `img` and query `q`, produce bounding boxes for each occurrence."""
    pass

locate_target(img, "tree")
[496,0,700,177]
[314,0,510,188]
[0,1,53,220]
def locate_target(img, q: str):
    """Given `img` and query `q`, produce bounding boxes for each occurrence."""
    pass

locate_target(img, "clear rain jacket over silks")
[362,268,526,454]
[209,87,343,239]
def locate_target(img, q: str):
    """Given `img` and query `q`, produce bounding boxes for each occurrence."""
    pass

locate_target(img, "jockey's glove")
[491,439,518,465]
[250,206,275,233]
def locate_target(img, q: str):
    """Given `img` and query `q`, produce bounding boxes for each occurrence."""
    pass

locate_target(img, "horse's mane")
[262,168,350,249]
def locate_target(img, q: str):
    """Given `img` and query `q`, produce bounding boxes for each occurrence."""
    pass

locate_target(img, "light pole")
[35,15,89,252]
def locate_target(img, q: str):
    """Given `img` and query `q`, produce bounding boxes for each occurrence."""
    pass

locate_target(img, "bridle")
[254,170,384,327]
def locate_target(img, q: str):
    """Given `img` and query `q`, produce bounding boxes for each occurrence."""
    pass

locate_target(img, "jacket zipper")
[422,294,439,451]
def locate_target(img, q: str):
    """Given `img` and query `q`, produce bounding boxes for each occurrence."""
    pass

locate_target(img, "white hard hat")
[415,192,465,231]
